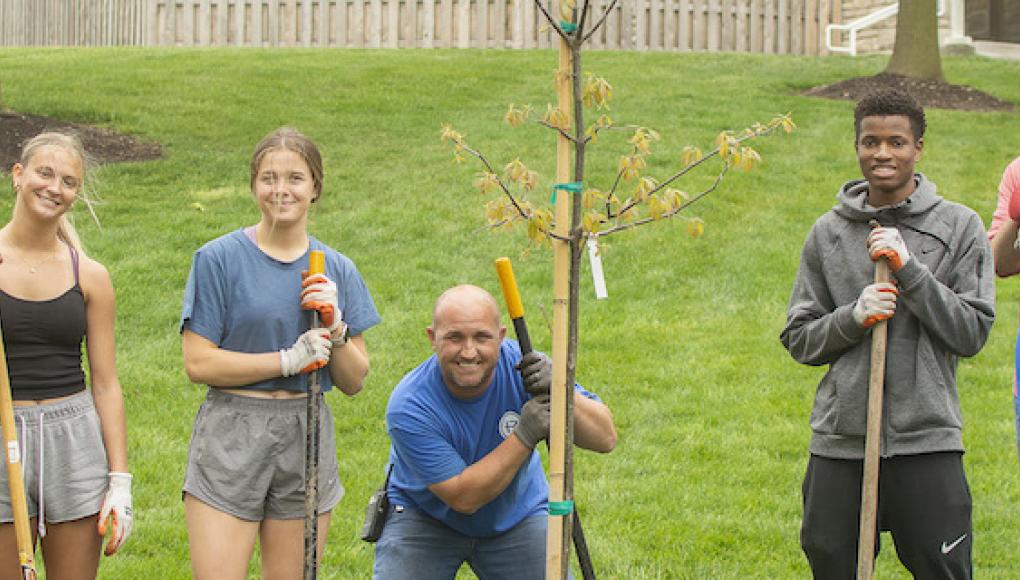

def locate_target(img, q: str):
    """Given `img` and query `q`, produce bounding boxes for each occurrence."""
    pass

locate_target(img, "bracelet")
[331,323,350,348]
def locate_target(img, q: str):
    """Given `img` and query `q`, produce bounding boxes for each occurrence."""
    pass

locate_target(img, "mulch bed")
[0,111,162,172]
[801,72,1015,112]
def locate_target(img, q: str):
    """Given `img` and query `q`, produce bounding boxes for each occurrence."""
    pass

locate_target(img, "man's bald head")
[431,284,501,329]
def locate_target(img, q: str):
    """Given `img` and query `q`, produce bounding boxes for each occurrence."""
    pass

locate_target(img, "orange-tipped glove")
[852,282,899,328]
[300,273,348,343]
[98,472,133,556]
[280,329,331,377]
[867,226,910,271]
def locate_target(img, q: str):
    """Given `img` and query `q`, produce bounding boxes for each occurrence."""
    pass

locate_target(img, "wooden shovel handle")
[857,253,891,580]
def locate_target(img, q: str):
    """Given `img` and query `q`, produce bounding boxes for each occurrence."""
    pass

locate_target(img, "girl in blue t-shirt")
[180,127,380,578]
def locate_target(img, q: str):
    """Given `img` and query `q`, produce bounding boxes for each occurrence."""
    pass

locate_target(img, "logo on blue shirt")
[499,410,521,439]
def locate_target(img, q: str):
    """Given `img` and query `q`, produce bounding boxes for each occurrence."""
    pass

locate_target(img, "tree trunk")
[883,0,945,81]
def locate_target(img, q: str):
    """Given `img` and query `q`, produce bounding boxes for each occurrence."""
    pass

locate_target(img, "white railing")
[826,0,945,56]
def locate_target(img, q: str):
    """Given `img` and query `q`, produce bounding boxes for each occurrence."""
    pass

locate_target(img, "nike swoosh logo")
[941,533,967,554]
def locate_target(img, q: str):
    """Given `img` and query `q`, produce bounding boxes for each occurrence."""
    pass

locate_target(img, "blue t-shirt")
[385,339,600,537]
[180,229,381,393]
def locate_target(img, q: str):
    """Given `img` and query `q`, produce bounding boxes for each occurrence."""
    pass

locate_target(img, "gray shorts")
[183,389,343,521]
[0,390,109,523]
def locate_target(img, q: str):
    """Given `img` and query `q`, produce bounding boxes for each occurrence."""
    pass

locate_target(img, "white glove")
[98,472,133,556]
[852,282,899,328]
[301,273,346,339]
[280,329,331,377]
[868,226,910,271]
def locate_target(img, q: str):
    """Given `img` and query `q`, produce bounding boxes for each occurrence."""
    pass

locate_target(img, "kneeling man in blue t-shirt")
[373,284,617,579]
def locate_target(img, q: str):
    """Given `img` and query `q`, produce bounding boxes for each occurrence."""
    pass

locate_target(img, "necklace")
[9,248,59,274]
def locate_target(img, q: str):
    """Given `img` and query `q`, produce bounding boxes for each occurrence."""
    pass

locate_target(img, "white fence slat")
[456,0,468,48]
[779,0,787,52]
[492,0,504,47]
[662,0,675,50]
[522,0,533,48]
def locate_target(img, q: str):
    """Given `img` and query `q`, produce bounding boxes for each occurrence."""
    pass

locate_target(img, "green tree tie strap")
[551,181,583,203]
[548,500,575,516]
[560,22,578,33]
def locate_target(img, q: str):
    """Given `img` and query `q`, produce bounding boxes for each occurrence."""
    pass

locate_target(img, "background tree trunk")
[884,0,946,81]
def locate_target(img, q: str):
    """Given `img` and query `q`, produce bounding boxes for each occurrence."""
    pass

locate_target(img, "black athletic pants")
[801,452,972,579]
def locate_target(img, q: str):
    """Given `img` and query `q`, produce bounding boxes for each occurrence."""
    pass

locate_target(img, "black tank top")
[0,247,87,400]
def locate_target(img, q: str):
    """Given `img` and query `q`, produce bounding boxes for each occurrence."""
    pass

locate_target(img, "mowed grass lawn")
[1,47,1019,578]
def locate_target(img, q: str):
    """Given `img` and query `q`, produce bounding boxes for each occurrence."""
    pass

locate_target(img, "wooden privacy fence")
[1,0,839,54]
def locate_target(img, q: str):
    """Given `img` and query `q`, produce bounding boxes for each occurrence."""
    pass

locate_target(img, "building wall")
[838,0,951,54]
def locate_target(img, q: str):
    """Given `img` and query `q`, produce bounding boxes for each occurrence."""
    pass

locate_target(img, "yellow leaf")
[521,170,539,192]
[664,188,689,211]
[473,172,498,194]
[617,206,636,224]
[582,74,613,110]
[740,147,761,172]
[190,202,206,212]
[635,176,657,201]
[505,104,533,128]
[440,124,463,143]
[681,146,703,167]
[649,195,665,220]
[716,131,730,158]
[687,218,705,239]
[504,158,527,181]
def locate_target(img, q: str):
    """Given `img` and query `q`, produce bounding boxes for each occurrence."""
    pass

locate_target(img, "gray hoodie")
[780,174,995,459]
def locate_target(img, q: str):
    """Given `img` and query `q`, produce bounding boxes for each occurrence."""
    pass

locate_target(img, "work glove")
[852,282,899,328]
[516,351,552,397]
[280,329,331,377]
[867,226,910,271]
[97,472,133,556]
[301,273,347,340]
[513,395,551,449]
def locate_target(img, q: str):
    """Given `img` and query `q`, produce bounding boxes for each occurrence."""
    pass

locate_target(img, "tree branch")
[536,120,578,143]
[597,161,732,237]
[583,123,642,145]
[604,164,628,217]
[576,0,592,44]
[582,0,620,43]
[453,139,531,220]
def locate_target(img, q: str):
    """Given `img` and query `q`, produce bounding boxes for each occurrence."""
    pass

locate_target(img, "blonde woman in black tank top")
[0,132,131,578]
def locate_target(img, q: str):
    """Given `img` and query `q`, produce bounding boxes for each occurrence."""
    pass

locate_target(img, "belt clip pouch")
[360,464,393,543]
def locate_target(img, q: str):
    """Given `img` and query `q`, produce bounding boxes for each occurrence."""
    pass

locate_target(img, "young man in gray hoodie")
[780,89,994,579]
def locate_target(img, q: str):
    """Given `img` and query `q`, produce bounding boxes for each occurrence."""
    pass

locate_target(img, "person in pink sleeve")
[987,156,1020,463]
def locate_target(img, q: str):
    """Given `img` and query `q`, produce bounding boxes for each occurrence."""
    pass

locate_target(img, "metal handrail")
[826,0,946,56]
